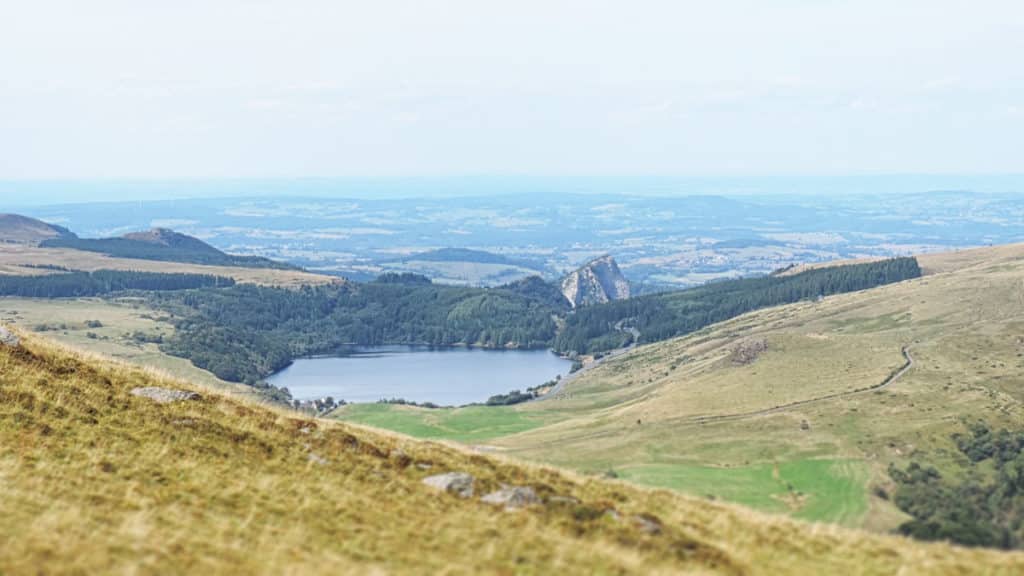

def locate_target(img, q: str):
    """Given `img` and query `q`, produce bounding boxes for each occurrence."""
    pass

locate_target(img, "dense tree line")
[553,257,921,354]
[0,270,234,298]
[147,280,560,383]
[889,423,1024,549]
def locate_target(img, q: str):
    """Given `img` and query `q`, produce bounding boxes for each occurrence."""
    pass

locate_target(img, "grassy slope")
[3,334,1023,575]
[337,402,565,443]
[0,296,257,398]
[333,243,1024,530]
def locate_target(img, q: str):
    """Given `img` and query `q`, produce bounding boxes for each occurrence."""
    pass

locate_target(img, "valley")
[3,210,1024,554]
[333,243,1024,535]
[6,3,1022,570]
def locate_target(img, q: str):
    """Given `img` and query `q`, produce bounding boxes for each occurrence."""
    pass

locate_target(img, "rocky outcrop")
[730,338,768,365]
[481,486,540,509]
[560,255,630,308]
[130,387,201,404]
[422,472,475,498]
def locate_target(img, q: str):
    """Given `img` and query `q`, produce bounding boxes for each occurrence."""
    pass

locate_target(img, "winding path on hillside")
[533,322,640,402]
[690,345,915,425]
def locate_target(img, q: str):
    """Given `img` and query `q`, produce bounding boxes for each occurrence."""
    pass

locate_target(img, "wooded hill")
[43,230,295,270]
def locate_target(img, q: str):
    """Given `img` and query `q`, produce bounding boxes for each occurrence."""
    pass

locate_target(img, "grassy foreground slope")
[335,244,1024,531]
[3,335,1022,574]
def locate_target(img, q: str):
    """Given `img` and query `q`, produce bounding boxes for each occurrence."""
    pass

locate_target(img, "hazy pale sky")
[1,0,1022,179]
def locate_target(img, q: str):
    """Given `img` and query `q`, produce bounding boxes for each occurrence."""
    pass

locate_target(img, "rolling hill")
[335,243,1024,537]
[0,213,73,245]
[42,226,297,270]
[0,215,337,288]
[2,331,1022,574]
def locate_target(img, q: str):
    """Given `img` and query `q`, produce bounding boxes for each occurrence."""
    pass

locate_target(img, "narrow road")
[691,345,915,425]
[533,323,640,402]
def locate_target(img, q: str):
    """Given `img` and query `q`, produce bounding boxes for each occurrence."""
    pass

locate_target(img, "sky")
[1,0,1023,184]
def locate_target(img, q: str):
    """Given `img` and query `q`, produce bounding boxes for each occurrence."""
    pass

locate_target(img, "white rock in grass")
[130,387,200,404]
[422,472,474,498]
[0,326,19,347]
[481,486,539,510]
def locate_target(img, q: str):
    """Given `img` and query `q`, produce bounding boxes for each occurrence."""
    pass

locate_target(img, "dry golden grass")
[0,245,338,287]
[3,332,1023,574]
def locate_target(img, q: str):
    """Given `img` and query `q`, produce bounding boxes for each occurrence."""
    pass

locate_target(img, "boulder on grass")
[0,326,19,347]
[481,486,539,510]
[422,472,474,498]
[130,387,200,404]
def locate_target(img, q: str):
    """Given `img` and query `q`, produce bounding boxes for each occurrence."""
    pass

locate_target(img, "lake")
[266,345,572,405]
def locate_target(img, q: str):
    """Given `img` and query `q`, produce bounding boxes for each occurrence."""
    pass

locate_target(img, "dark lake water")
[266,345,572,405]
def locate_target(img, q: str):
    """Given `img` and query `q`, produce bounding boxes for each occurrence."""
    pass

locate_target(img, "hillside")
[42,227,296,270]
[0,214,73,245]
[2,332,1022,574]
[560,255,631,307]
[122,227,226,253]
[335,243,1024,537]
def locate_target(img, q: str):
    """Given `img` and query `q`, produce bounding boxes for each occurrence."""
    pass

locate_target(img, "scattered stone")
[415,462,433,471]
[130,387,200,404]
[171,418,196,427]
[731,338,768,365]
[547,495,581,506]
[604,509,621,521]
[631,514,663,535]
[0,326,19,347]
[422,472,474,498]
[307,453,328,466]
[481,486,539,510]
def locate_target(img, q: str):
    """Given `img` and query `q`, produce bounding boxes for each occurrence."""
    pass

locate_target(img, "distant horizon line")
[3,173,1023,207]
[3,172,1024,182]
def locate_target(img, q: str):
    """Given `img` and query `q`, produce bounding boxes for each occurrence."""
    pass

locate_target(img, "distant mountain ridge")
[385,247,547,273]
[0,214,74,245]
[121,228,224,254]
[0,213,298,270]
[560,255,631,308]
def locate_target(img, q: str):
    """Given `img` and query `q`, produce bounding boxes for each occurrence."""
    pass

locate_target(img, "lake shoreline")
[267,345,572,406]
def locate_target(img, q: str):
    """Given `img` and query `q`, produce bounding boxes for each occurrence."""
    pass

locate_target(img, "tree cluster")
[890,422,1024,549]
[0,270,234,298]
